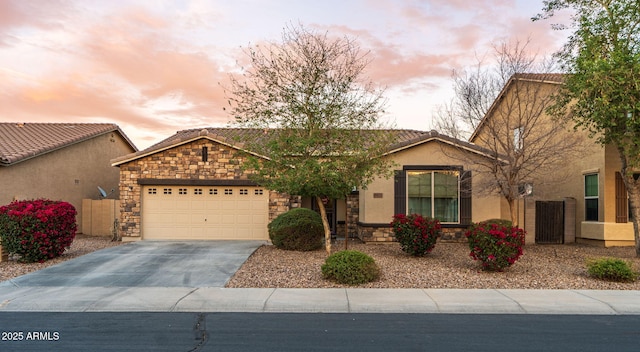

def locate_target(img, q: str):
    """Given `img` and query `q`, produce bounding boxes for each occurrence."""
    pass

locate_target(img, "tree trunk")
[624,175,640,257]
[316,197,332,255]
[344,194,349,251]
[616,146,640,257]
[508,198,518,227]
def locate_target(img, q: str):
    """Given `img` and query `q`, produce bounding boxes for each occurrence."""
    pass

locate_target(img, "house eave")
[383,135,503,162]
[111,135,270,167]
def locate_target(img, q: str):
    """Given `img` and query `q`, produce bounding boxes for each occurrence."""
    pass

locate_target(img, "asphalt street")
[2,312,640,352]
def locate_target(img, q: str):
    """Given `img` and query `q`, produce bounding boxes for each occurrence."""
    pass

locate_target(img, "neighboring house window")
[584,173,599,221]
[394,166,471,225]
[513,126,524,151]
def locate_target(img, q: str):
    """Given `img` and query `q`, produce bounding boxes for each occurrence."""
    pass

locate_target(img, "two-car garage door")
[141,185,269,240]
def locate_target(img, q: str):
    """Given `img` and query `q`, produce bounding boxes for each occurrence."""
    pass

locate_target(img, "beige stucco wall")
[517,139,625,241]
[580,221,635,247]
[0,132,135,233]
[359,140,505,225]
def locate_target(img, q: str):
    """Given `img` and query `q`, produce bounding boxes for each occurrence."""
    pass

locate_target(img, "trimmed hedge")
[0,199,77,263]
[321,250,380,285]
[587,257,638,282]
[268,208,324,251]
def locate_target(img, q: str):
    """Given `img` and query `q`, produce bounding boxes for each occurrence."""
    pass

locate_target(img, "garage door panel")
[175,200,191,211]
[252,215,267,226]
[221,214,236,224]
[142,186,268,240]
[235,200,252,210]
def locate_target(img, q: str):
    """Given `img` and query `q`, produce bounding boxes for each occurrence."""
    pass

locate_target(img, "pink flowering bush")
[391,213,441,256]
[0,199,77,263]
[465,219,525,271]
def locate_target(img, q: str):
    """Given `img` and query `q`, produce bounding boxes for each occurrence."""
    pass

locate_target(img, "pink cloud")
[321,24,462,92]
[0,0,74,36]
[0,4,232,146]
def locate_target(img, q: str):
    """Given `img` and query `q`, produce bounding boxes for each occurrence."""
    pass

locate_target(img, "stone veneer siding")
[117,138,291,240]
[350,188,469,243]
[356,224,470,243]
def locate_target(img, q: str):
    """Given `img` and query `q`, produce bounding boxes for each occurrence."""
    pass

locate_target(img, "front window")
[585,173,599,221]
[407,170,459,223]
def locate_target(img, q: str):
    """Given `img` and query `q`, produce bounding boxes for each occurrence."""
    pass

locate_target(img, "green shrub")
[268,208,324,251]
[391,213,441,256]
[321,250,380,285]
[481,218,513,227]
[0,199,77,263]
[586,257,637,282]
[465,219,525,272]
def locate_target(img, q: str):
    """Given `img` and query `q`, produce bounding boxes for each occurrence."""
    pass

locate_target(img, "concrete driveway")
[0,241,266,288]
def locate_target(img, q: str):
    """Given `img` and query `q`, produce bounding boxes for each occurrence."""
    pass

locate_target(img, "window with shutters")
[395,166,471,225]
[407,170,459,223]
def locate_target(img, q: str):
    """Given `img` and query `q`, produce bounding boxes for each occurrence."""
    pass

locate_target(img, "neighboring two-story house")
[471,73,634,246]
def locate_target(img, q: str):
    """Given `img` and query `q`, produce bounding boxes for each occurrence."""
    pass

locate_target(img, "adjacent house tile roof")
[512,73,566,84]
[0,122,137,166]
[111,127,496,166]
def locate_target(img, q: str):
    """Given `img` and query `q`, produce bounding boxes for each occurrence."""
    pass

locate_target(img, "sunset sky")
[0,0,571,149]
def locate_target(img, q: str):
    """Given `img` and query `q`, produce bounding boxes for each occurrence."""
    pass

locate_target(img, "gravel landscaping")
[226,240,640,290]
[2,236,640,290]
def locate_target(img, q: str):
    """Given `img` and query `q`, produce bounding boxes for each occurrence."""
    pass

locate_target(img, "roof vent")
[199,129,209,136]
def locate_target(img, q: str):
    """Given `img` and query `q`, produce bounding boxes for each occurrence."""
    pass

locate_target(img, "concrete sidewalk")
[1,286,639,314]
[1,241,639,315]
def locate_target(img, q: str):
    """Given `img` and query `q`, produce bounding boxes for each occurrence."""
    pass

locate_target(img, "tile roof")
[512,73,567,84]
[112,127,494,166]
[0,122,136,166]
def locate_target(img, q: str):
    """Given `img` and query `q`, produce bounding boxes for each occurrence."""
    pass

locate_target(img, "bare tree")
[434,39,552,139]
[436,39,584,226]
[469,73,587,225]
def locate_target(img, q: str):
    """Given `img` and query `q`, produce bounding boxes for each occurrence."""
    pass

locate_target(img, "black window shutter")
[394,170,406,215]
[460,170,472,225]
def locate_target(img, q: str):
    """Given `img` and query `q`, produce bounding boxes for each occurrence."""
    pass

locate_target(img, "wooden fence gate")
[535,201,564,244]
